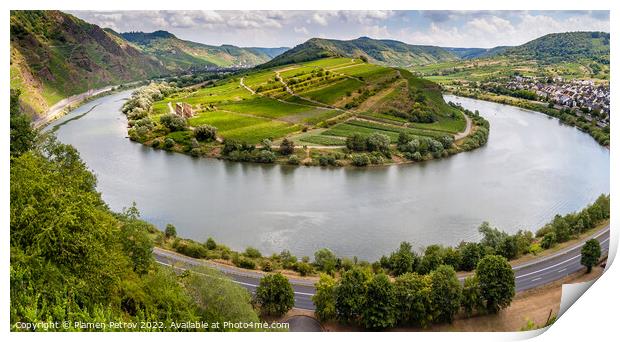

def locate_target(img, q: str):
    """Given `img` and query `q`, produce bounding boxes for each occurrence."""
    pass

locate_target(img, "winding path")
[454,113,473,140]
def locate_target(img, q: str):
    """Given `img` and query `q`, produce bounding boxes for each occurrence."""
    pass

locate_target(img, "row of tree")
[313,255,515,330]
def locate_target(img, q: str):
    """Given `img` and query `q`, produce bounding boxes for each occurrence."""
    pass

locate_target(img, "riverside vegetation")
[121,57,489,167]
[9,90,278,331]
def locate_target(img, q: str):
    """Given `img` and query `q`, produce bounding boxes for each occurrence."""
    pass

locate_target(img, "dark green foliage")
[461,276,485,317]
[360,274,397,330]
[314,248,338,275]
[346,133,367,152]
[385,242,418,276]
[194,125,217,141]
[476,255,515,313]
[165,224,177,238]
[174,239,208,259]
[581,239,602,273]
[335,267,372,323]
[232,255,256,270]
[205,237,217,250]
[459,242,484,271]
[394,273,433,327]
[160,114,188,132]
[255,273,294,316]
[10,89,37,158]
[351,153,370,167]
[313,274,337,322]
[279,138,295,155]
[294,262,313,276]
[429,265,461,323]
[244,247,262,259]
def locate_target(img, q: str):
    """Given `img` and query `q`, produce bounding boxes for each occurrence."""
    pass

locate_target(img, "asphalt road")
[154,226,609,311]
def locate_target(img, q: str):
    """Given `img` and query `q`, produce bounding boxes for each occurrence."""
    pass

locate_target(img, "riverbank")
[445,87,610,147]
[33,81,143,129]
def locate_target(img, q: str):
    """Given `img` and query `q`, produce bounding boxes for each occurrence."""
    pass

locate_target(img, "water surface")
[50,91,610,260]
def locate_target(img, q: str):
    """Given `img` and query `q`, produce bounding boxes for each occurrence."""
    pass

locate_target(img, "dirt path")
[274,70,339,109]
[454,112,473,140]
[239,77,256,94]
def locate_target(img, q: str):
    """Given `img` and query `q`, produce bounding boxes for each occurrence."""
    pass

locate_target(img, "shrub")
[174,240,208,259]
[244,247,262,259]
[255,274,294,316]
[279,138,295,155]
[165,224,177,238]
[160,114,187,132]
[164,138,175,149]
[194,125,217,141]
[205,237,217,250]
[295,262,313,276]
[351,154,370,167]
[287,155,300,165]
[232,255,256,270]
[581,239,602,273]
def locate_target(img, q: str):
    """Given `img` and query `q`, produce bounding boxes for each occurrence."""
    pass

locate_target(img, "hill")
[498,31,609,64]
[120,31,286,70]
[122,57,478,167]
[261,37,458,68]
[10,10,167,117]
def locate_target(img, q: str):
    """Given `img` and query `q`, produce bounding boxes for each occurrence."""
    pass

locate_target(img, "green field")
[145,57,466,146]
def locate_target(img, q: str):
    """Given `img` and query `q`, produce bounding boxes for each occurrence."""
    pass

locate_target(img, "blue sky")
[68,10,610,48]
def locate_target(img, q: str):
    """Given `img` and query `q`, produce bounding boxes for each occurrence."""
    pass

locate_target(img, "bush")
[541,232,557,249]
[279,138,295,155]
[287,155,300,165]
[351,154,370,167]
[174,240,208,259]
[194,125,217,141]
[165,224,177,238]
[232,255,256,270]
[313,274,337,321]
[205,237,217,250]
[314,248,337,275]
[295,262,313,276]
[244,247,262,259]
[160,114,187,132]
[164,138,175,149]
[255,274,294,316]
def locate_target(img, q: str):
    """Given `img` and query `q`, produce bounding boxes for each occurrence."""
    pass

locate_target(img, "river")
[48,90,610,260]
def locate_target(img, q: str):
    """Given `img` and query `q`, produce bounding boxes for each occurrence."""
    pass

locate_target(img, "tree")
[10,89,37,158]
[461,276,485,316]
[478,221,508,252]
[360,273,397,330]
[541,232,556,249]
[119,218,154,274]
[165,224,177,238]
[476,255,515,313]
[255,273,294,316]
[459,242,483,271]
[205,237,217,250]
[313,273,337,322]
[417,245,444,274]
[581,239,601,273]
[366,133,391,156]
[279,138,295,155]
[394,273,433,327]
[194,125,217,141]
[335,267,372,322]
[346,133,367,152]
[314,248,338,274]
[498,235,519,260]
[387,242,417,276]
[160,114,187,131]
[430,265,461,323]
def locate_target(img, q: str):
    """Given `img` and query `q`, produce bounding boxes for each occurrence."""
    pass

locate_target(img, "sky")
[68,10,610,49]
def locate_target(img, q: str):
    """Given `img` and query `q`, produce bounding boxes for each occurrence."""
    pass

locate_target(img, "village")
[505,75,610,127]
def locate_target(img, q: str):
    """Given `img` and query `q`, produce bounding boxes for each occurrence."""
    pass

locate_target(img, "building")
[175,102,193,118]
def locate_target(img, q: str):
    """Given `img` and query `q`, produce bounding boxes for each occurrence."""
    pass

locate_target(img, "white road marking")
[531,277,542,282]
[557,268,567,273]
[156,261,314,297]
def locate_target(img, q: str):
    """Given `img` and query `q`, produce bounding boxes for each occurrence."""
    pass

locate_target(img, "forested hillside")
[9,91,264,331]
[261,37,458,68]
[10,10,167,116]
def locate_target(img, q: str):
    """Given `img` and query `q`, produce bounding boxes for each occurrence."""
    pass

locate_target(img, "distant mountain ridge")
[261,36,459,68]
[120,30,288,70]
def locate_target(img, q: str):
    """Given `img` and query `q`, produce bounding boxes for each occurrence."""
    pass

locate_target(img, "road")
[154,225,609,310]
